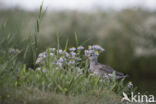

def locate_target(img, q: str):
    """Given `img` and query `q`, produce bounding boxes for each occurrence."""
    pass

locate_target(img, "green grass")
[0,40,134,104]
[0,87,122,104]
[0,58,131,104]
[0,4,140,104]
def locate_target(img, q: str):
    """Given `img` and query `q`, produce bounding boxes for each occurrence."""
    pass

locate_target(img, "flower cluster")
[36,52,48,64]
[69,47,76,51]
[85,45,105,57]
[77,46,84,50]
[36,46,85,69]
[88,45,104,52]
[36,45,104,70]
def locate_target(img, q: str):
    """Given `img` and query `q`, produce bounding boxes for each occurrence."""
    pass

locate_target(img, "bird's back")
[96,63,126,78]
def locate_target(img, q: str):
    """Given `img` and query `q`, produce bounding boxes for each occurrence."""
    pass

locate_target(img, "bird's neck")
[90,58,98,65]
[89,58,98,72]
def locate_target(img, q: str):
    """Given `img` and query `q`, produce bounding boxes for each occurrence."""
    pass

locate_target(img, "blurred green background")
[0,8,156,95]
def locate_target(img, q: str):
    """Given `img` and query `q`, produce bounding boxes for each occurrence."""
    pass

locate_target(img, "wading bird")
[86,50,128,79]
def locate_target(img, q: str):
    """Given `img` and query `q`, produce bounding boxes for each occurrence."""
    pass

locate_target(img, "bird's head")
[85,50,98,61]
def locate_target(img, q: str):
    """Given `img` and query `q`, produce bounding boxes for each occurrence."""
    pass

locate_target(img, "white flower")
[65,52,70,57]
[85,50,90,56]
[77,46,84,50]
[88,45,104,52]
[58,57,64,62]
[128,81,133,88]
[68,60,75,64]
[58,49,63,54]
[94,45,104,52]
[50,53,54,56]
[56,62,63,67]
[85,50,100,57]
[94,45,102,49]
[70,52,76,56]
[69,47,76,51]
[88,45,92,50]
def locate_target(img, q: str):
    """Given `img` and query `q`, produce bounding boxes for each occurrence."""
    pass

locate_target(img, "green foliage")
[15,57,133,95]
[0,87,122,104]
[0,5,153,104]
[31,3,47,67]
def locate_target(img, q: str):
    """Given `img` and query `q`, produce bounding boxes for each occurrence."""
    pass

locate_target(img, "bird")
[87,50,128,79]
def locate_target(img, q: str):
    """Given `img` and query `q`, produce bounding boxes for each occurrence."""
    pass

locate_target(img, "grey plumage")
[88,51,128,79]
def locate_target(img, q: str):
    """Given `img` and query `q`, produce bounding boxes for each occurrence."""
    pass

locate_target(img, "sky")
[1,0,156,11]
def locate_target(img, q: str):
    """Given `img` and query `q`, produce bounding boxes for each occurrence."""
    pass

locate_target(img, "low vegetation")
[1,4,154,104]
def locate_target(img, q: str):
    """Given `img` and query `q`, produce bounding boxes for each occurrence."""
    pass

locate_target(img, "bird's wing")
[98,64,114,73]
[98,64,124,76]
